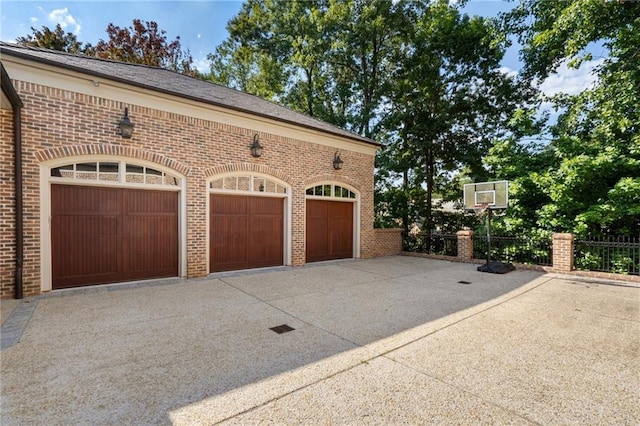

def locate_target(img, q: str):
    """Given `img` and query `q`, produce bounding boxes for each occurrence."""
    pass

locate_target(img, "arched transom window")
[50,161,181,186]
[209,174,287,194]
[306,184,356,199]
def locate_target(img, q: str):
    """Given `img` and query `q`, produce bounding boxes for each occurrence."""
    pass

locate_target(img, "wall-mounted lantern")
[333,151,344,170]
[250,134,263,158]
[118,107,134,139]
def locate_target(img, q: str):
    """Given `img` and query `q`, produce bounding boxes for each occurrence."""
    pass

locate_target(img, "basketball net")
[474,203,490,217]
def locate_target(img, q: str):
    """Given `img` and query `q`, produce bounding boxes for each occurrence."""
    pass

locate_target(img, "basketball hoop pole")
[486,206,492,267]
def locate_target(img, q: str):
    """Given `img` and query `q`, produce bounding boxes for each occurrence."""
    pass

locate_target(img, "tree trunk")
[402,169,409,238]
[305,67,314,117]
[424,146,434,252]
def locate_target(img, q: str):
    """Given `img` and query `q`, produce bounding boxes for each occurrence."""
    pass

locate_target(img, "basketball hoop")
[463,181,515,274]
[474,203,490,217]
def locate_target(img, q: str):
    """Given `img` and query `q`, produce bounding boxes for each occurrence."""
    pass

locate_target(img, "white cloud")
[192,57,209,74]
[29,17,38,24]
[539,58,605,97]
[498,66,518,79]
[47,7,81,35]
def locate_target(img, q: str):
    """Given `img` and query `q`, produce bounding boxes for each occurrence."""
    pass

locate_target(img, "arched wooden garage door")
[305,184,356,263]
[51,184,179,289]
[210,194,284,272]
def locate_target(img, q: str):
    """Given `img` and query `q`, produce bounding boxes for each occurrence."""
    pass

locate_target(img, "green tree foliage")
[94,19,196,75]
[206,0,404,136]
[207,0,331,118]
[16,24,92,54]
[490,0,640,237]
[379,0,524,234]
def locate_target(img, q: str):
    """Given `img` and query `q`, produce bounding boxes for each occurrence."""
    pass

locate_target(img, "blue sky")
[1,1,243,72]
[1,0,600,96]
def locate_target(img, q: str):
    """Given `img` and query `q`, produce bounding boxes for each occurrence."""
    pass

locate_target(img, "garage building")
[0,42,380,297]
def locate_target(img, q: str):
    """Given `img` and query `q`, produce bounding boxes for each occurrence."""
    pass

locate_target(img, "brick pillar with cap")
[552,233,575,272]
[457,230,474,261]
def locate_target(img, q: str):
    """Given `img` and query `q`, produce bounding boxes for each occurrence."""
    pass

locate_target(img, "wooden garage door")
[210,194,284,272]
[51,185,178,289]
[306,199,353,262]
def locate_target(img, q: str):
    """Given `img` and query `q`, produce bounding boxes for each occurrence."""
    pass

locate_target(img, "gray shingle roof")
[0,42,378,147]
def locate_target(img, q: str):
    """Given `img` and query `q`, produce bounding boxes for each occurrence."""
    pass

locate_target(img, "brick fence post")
[552,233,575,272]
[457,230,474,261]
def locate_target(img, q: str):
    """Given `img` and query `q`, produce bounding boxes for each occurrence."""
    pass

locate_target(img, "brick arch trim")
[34,144,190,176]
[303,174,361,193]
[204,163,294,185]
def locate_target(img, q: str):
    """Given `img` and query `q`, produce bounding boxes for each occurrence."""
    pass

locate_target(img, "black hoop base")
[478,260,515,274]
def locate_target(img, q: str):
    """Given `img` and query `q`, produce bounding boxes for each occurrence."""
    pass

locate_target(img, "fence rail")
[403,233,458,256]
[473,234,552,266]
[575,236,640,275]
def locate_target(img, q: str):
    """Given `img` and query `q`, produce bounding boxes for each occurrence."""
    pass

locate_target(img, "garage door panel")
[210,194,284,273]
[126,215,178,275]
[52,214,121,285]
[250,197,282,215]
[306,199,354,263]
[126,189,178,214]
[306,199,328,219]
[329,202,353,258]
[210,215,248,272]
[249,215,283,267]
[52,185,121,215]
[211,195,247,214]
[330,219,353,258]
[210,195,249,272]
[124,191,178,278]
[305,223,329,262]
[51,185,178,289]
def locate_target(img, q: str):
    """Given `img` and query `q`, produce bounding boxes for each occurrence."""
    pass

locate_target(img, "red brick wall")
[0,109,16,298]
[372,228,403,257]
[1,79,376,297]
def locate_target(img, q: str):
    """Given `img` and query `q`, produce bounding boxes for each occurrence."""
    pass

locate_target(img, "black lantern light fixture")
[333,151,344,170]
[118,107,134,139]
[250,134,263,158]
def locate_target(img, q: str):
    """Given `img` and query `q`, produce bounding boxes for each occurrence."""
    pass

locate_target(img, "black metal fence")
[403,233,458,256]
[575,236,640,275]
[403,230,639,275]
[473,234,553,266]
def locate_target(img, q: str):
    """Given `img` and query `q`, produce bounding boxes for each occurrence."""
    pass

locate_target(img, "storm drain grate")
[457,280,472,285]
[270,324,295,334]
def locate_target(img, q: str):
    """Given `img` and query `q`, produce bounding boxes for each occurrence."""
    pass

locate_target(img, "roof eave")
[1,47,380,148]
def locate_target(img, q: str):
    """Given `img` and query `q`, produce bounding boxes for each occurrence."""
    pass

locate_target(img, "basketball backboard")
[463,180,509,210]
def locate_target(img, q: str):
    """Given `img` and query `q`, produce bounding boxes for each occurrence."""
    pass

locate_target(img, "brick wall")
[372,228,403,257]
[1,79,376,297]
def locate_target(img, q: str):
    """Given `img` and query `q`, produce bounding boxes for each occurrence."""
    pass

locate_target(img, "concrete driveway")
[1,256,638,425]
